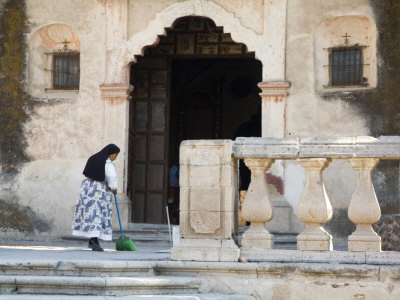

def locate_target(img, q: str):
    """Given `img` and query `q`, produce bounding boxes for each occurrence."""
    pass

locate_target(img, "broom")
[114,194,136,251]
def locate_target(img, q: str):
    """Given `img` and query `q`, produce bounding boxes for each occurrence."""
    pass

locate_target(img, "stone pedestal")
[348,158,381,252]
[171,140,239,262]
[296,158,333,251]
[241,158,274,251]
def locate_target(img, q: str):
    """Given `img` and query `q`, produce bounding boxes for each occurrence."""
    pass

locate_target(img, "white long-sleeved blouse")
[105,158,118,190]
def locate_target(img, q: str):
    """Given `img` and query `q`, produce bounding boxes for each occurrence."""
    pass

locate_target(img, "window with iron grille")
[329,47,363,86]
[53,54,80,89]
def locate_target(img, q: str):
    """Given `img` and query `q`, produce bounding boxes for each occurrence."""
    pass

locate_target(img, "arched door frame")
[100,0,290,227]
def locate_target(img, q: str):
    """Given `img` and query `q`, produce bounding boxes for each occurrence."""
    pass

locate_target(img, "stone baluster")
[241,158,275,251]
[347,158,381,252]
[296,158,333,251]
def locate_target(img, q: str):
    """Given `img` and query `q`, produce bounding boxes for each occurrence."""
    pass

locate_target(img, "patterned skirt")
[72,178,113,241]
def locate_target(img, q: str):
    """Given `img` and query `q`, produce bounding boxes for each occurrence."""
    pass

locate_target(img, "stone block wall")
[171,140,240,262]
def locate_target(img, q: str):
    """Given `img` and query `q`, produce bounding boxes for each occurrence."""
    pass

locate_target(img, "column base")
[297,237,332,251]
[297,227,332,251]
[241,225,274,250]
[171,238,240,262]
[348,233,381,252]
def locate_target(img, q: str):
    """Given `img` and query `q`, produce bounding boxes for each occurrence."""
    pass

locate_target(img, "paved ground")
[0,239,171,261]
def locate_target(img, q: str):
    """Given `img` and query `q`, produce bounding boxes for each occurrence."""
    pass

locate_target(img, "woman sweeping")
[72,144,120,251]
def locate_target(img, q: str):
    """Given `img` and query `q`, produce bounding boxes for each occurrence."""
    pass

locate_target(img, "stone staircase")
[2,223,296,299]
[64,223,298,249]
[121,223,173,247]
[2,244,400,299]
[117,224,298,249]
[62,223,173,247]
[0,259,253,299]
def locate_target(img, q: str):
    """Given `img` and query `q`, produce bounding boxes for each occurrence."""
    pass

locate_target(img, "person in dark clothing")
[72,144,120,252]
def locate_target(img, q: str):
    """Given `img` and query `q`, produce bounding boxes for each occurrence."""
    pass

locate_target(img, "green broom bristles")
[116,235,137,251]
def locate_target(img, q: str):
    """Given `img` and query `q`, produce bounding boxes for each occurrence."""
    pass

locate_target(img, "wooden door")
[129,58,169,223]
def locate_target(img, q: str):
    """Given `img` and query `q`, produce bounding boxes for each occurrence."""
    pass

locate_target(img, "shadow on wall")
[0,199,52,235]
[0,0,33,174]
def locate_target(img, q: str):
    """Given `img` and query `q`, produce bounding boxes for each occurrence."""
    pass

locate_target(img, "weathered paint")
[0,0,52,236]
[0,199,51,234]
[0,0,398,242]
[285,0,400,245]
[0,0,30,173]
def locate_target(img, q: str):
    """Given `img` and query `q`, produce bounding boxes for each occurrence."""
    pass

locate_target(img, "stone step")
[128,223,172,231]
[61,235,172,247]
[63,223,174,246]
[0,260,156,277]
[63,223,298,248]
[0,275,201,296]
[0,294,254,299]
[126,223,172,236]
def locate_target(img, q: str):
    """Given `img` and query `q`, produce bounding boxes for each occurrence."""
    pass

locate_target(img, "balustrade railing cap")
[232,136,400,159]
[233,137,299,158]
[299,137,356,158]
[355,136,400,158]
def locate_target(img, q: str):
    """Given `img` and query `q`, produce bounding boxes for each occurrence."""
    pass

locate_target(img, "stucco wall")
[2,0,287,238]
[285,0,400,245]
[128,0,265,39]
[286,0,374,137]
[0,0,110,238]
[284,0,375,244]
[0,0,398,240]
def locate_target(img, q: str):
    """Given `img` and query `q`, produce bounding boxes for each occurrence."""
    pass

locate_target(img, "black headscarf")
[83,144,120,181]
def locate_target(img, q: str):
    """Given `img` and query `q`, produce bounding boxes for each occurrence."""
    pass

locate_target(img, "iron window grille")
[52,52,80,89]
[329,47,364,86]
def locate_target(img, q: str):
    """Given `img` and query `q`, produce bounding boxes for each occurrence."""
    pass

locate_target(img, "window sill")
[319,85,376,94]
[44,88,79,93]
[32,89,79,103]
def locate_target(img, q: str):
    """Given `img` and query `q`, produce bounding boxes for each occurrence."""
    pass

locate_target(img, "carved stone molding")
[100,84,133,101]
[258,80,291,99]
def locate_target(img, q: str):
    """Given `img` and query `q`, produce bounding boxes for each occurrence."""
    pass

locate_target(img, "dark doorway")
[128,17,262,224]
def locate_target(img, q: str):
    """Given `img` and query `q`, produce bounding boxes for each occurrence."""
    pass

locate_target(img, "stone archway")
[99,0,291,228]
[127,16,263,224]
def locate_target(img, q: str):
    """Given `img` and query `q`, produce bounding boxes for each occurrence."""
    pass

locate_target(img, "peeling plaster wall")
[1,0,398,240]
[0,0,42,238]
[21,0,108,237]
[286,0,374,137]
[285,0,376,244]
[285,0,400,245]
[0,0,109,238]
[1,0,281,238]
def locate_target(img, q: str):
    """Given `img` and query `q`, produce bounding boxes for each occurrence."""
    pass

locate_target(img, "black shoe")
[88,239,104,252]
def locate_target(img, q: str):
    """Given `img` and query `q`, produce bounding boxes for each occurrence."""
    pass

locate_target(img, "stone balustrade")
[171,136,400,262]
